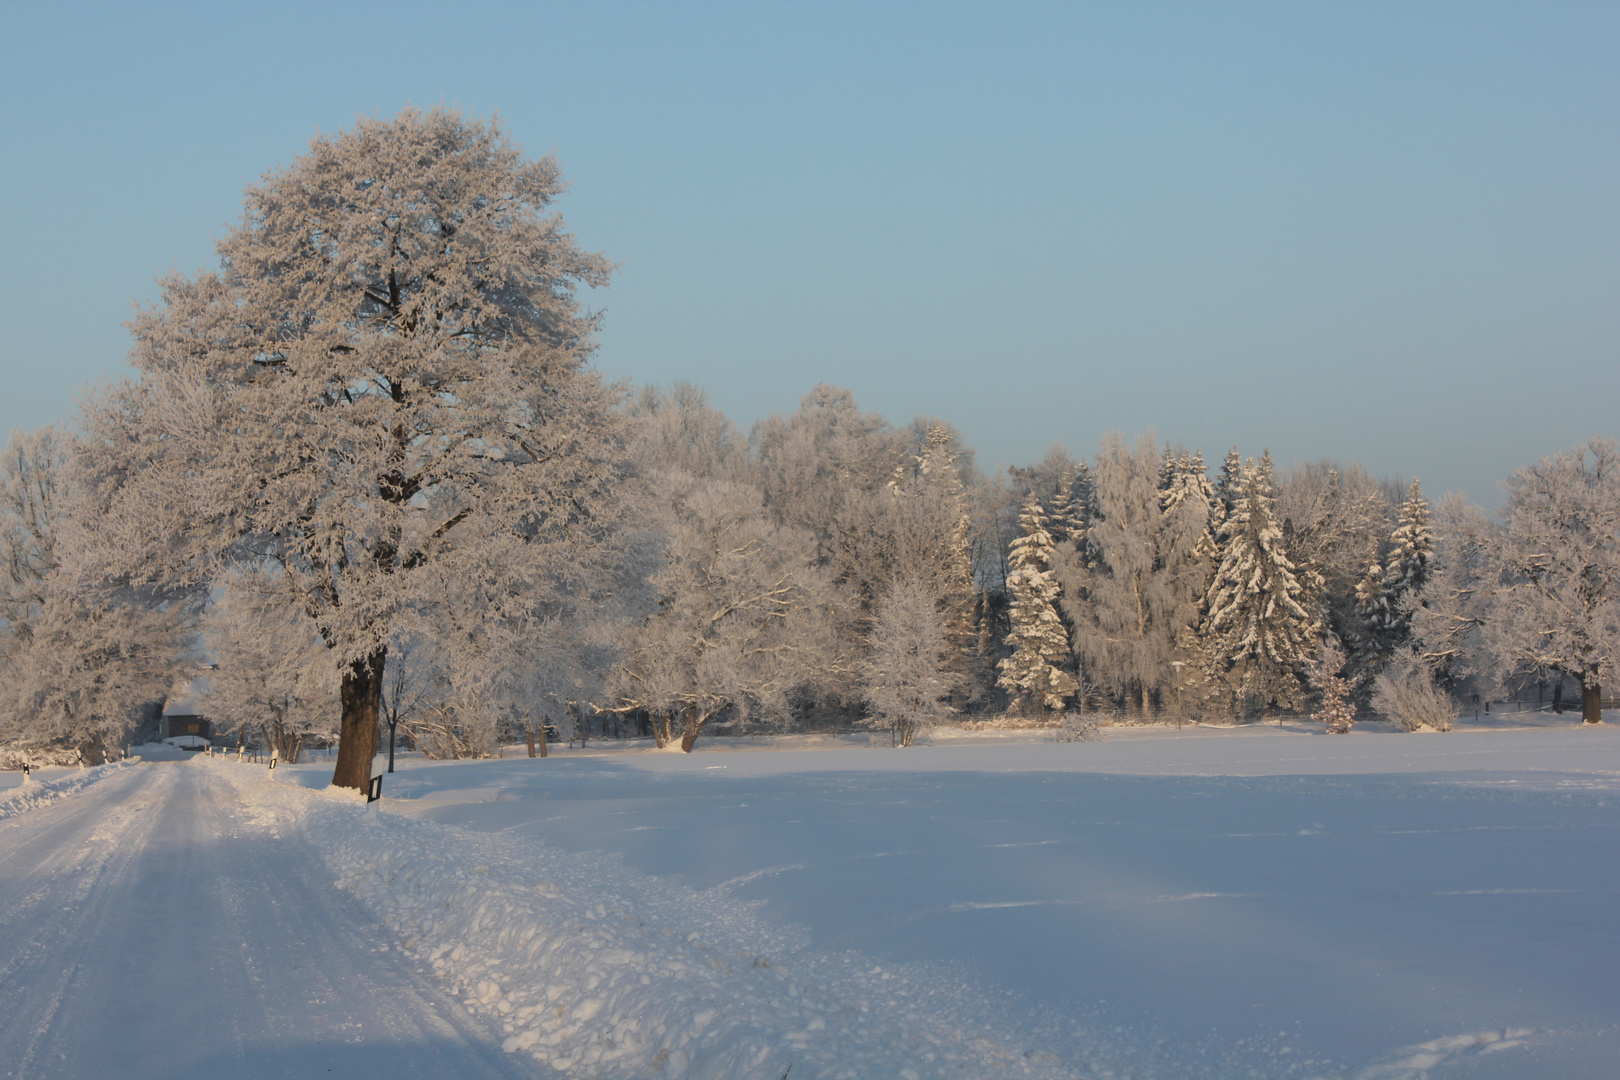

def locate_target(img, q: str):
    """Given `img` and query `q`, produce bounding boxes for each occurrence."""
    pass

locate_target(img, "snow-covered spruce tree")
[1383,479,1434,611]
[972,588,1000,707]
[91,108,627,790]
[1049,469,1085,550]
[1312,638,1356,734]
[1488,439,1619,725]
[861,577,957,746]
[998,492,1077,715]
[1354,479,1434,667]
[1214,447,1244,520]
[608,474,839,751]
[1199,458,1318,715]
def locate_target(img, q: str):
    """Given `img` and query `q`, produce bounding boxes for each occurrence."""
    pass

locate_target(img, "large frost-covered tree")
[1410,493,1497,694]
[750,386,901,714]
[860,578,957,746]
[1277,462,1397,689]
[881,425,976,688]
[88,108,627,789]
[1058,434,1209,716]
[998,492,1076,714]
[1200,457,1318,714]
[608,475,838,751]
[1,426,187,760]
[1488,439,1619,725]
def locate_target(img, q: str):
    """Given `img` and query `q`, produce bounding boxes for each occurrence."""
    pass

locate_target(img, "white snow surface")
[0,759,134,822]
[3,718,1619,1078]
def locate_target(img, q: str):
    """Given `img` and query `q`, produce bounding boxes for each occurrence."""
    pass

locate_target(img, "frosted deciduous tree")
[860,578,957,746]
[1059,434,1208,716]
[1,426,188,761]
[628,382,748,483]
[753,386,898,566]
[1372,658,1457,732]
[879,425,976,692]
[1488,439,1619,725]
[4,580,183,762]
[998,493,1077,714]
[1200,457,1317,714]
[1,427,62,670]
[1278,463,1397,690]
[1410,494,1498,695]
[200,570,338,762]
[609,475,838,751]
[94,108,626,790]
[750,386,900,715]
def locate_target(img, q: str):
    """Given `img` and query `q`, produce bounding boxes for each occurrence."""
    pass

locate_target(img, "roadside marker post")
[366,775,383,820]
[20,763,29,785]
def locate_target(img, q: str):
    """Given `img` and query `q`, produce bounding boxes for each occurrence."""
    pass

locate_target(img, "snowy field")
[2,720,1618,1079]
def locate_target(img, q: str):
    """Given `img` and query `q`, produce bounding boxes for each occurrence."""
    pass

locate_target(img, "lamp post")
[1169,661,1187,730]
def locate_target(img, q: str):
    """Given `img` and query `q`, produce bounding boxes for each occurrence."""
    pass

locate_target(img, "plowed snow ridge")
[215,759,1083,1080]
[0,760,134,822]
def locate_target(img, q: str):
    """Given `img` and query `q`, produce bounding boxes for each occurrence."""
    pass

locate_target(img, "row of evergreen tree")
[992,439,1435,723]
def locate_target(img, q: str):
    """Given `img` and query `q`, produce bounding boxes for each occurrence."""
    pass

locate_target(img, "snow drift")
[0,759,134,822]
[211,759,1078,1080]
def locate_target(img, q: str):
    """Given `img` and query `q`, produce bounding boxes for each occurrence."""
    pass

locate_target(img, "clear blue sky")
[2,1,1614,505]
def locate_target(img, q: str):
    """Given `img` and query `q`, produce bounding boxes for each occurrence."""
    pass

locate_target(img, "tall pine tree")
[998,493,1077,715]
[1200,458,1317,715]
[1353,478,1433,672]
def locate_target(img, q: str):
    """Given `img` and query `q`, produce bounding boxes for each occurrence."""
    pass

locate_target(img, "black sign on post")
[268,758,276,772]
[367,775,383,804]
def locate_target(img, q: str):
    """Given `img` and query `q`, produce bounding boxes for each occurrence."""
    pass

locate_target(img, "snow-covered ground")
[2,720,1617,1078]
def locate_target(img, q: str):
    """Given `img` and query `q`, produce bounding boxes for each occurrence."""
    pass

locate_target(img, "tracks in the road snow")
[0,761,539,1080]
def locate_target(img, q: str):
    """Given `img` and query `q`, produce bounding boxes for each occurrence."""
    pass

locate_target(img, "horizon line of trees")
[1,108,1614,785]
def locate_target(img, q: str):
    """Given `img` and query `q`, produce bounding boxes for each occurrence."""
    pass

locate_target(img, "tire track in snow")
[0,760,543,1080]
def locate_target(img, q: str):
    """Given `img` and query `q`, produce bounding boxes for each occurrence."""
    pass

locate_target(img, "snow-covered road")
[0,760,536,1080]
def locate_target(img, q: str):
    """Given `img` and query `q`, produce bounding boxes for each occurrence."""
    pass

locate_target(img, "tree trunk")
[332,647,386,791]
[1553,680,1564,714]
[538,720,548,757]
[526,723,536,758]
[1583,680,1602,725]
[77,732,108,767]
[679,707,705,753]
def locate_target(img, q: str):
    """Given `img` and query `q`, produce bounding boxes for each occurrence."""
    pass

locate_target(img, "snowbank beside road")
[0,759,135,821]
[209,758,1080,1080]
